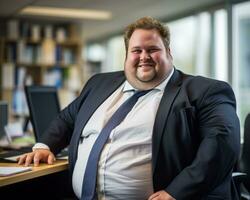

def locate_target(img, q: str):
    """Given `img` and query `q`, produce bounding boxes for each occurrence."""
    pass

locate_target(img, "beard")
[135,66,157,82]
[124,60,165,90]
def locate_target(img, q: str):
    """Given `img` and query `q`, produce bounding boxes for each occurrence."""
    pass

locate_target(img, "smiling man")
[18,17,240,200]
[124,28,173,90]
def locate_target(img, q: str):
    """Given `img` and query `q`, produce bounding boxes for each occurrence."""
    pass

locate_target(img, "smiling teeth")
[140,63,153,66]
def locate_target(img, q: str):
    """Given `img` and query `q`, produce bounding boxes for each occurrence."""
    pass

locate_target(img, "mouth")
[138,63,154,68]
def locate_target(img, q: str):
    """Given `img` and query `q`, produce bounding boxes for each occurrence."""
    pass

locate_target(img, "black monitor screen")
[25,86,60,142]
[0,101,8,139]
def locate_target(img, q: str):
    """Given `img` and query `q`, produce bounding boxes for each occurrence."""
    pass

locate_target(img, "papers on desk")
[3,155,20,162]
[0,166,32,176]
[56,156,68,160]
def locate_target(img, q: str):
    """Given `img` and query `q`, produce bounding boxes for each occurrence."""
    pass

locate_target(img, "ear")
[167,47,173,60]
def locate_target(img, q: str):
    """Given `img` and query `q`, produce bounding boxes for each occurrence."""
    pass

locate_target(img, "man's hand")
[17,149,56,167]
[148,190,176,200]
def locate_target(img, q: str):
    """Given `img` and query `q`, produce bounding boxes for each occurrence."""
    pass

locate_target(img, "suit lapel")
[152,69,183,174]
[76,73,125,140]
[70,72,125,165]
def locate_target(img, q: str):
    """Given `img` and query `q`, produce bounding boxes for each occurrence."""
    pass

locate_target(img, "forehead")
[128,29,164,48]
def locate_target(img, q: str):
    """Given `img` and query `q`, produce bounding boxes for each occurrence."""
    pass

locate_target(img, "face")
[124,29,173,90]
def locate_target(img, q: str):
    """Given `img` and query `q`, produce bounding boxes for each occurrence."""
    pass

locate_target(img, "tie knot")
[133,89,152,99]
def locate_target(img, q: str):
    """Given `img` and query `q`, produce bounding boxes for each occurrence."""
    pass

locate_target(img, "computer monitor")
[0,101,8,140]
[24,85,61,142]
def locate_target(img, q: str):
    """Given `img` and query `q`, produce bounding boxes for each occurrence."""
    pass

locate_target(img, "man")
[18,17,240,200]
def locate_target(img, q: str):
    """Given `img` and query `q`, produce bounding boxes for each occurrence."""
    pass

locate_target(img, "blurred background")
[0,0,249,141]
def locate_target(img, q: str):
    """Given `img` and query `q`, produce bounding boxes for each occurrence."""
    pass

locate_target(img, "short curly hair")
[124,16,170,54]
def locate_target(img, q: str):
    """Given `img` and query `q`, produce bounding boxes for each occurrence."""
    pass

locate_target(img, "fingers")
[17,149,54,167]
[17,152,34,166]
[47,153,56,165]
[148,191,175,200]
[148,192,160,200]
[25,152,35,166]
[17,153,28,165]
[33,153,42,167]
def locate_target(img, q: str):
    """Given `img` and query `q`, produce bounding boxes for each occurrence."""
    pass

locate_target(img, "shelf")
[0,19,84,120]
[5,38,82,46]
[14,62,78,68]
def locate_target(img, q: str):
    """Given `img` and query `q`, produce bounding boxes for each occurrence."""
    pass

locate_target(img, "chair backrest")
[25,85,61,142]
[240,113,250,191]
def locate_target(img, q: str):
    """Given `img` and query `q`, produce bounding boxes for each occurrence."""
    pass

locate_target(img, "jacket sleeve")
[39,75,96,154]
[165,81,241,199]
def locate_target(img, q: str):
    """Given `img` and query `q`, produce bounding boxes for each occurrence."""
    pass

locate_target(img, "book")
[41,38,56,64]
[0,166,32,176]
[7,20,19,40]
[56,27,66,42]
[31,24,41,41]
[2,63,14,89]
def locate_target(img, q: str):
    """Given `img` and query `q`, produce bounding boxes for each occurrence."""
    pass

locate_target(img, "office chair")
[232,113,250,199]
[238,113,250,199]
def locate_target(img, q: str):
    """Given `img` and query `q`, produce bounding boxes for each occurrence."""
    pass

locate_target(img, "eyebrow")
[130,46,141,49]
[131,45,161,49]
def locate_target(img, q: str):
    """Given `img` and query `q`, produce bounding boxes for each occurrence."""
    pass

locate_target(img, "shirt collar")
[123,67,174,93]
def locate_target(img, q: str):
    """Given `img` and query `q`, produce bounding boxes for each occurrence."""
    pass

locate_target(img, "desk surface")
[0,159,68,187]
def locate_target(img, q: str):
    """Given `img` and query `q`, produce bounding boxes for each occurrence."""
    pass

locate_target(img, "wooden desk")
[0,159,68,187]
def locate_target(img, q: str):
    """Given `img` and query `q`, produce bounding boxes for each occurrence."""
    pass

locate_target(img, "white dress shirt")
[33,69,174,199]
[72,69,174,200]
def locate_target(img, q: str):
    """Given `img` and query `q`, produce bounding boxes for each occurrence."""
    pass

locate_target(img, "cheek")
[125,57,135,70]
[153,53,169,65]
[151,53,162,62]
[125,55,139,70]
[127,53,140,62]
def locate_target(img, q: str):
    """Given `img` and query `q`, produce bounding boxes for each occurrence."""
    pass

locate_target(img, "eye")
[131,49,141,54]
[148,48,160,53]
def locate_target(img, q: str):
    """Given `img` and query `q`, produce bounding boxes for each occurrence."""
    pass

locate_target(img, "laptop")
[0,86,67,162]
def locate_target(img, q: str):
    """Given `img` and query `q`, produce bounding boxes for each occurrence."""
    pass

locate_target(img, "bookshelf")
[0,19,84,121]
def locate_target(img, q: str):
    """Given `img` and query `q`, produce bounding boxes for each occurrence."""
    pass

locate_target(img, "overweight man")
[18,17,240,200]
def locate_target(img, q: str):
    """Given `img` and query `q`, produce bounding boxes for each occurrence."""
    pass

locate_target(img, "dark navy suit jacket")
[40,69,240,199]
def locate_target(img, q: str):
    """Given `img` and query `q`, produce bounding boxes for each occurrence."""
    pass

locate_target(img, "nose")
[140,50,151,61]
